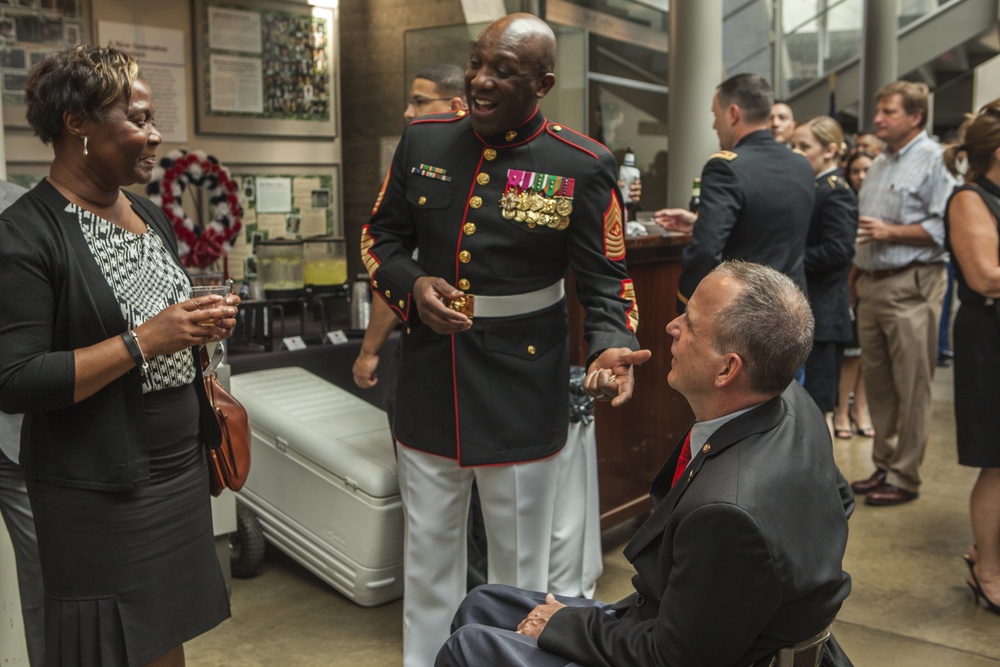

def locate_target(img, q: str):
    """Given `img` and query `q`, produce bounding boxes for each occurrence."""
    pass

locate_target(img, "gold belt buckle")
[447,294,474,318]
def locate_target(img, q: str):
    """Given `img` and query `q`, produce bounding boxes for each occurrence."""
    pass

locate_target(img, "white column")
[667,0,724,209]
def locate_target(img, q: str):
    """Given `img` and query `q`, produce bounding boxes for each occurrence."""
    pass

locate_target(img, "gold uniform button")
[552,125,562,132]
[459,250,471,264]
[476,173,490,186]
[385,289,391,298]
[372,280,379,289]
[505,130,517,142]
[406,327,411,334]
[527,345,537,355]
[464,222,477,235]
[484,148,497,161]
[399,300,405,308]
[469,196,483,209]
[702,443,711,454]
[418,196,427,206]
[456,109,467,117]
[458,279,471,291]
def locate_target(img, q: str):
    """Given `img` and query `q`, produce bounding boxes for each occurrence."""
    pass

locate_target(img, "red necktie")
[671,429,692,488]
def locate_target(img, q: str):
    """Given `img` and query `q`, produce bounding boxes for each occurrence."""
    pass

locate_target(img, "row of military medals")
[499,169,575,230]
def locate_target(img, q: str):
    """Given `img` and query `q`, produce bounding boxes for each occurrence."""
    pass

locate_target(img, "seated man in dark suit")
[436,261,853,667]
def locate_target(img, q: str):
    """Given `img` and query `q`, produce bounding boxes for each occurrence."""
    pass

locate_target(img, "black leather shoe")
[865,483,919,506]
[850,469,887,495]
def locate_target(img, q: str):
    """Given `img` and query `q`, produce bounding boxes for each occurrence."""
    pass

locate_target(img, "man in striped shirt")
[850,81,956,506]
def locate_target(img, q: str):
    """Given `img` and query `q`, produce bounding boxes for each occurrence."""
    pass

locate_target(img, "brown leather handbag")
[202,355,251,496]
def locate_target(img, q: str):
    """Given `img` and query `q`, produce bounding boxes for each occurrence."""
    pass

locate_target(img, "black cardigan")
[0,180,220,491]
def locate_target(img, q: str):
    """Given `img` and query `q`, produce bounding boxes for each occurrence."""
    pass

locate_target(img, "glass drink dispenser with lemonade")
[303,235,348,292]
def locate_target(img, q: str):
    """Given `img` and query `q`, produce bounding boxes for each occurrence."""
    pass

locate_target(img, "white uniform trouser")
[396,444,560,667]
[548,419,602,598]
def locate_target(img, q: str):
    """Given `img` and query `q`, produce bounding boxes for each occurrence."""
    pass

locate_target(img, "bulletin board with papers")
[227,166,341,280]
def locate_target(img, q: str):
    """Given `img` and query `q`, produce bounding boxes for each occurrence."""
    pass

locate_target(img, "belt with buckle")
[448,280,565,318]
[861,261,929,280]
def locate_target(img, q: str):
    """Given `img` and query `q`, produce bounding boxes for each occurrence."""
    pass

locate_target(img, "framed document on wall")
[192,0,337,137]
[1,0,91,129]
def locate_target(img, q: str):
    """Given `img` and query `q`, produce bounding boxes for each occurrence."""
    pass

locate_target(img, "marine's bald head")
[464,13,557,135]
[478,13,556,77]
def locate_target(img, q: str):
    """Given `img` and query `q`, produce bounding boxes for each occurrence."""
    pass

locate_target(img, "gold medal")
[555,198,573,216]
[529,193,545,211]
[516,191,531,211]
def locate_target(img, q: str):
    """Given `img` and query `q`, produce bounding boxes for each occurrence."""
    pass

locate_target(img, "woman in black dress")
[944,100,1000,616]
[790,116,857,434]
[0,46,239,664]
[831,151,876,440]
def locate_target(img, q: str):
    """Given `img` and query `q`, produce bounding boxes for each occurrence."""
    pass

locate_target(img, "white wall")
[974,52,1000,112]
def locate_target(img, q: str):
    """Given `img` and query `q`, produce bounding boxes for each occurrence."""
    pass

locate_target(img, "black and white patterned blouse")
[73,203,196,393]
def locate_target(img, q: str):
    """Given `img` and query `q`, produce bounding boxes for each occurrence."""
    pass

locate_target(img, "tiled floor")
[186,365,1000,666]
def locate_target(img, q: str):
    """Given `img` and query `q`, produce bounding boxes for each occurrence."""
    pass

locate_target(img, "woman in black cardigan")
[0,46,239,666]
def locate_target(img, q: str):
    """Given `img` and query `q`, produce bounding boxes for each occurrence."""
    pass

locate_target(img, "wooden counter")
[568,230,695,530]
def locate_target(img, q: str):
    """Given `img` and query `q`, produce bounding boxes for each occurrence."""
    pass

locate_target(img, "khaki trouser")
[856,263,947,492]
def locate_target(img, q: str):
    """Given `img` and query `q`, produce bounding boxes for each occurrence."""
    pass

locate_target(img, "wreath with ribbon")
[146,149,244,268]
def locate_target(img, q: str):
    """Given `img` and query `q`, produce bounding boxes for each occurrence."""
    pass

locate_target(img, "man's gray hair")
[710,261,814,395]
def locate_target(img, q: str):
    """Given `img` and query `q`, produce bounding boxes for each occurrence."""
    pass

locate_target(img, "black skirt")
[954,302,1000,468]
[28,384,231,666]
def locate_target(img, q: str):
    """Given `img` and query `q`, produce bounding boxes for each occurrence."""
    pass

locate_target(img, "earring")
[83,136,88,156]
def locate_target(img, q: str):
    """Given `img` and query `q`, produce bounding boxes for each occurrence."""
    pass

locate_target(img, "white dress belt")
[471,280,565,318]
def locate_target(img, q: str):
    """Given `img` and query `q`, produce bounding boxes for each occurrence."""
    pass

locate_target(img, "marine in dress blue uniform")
[360,14,646,667]
[363,106,638,464]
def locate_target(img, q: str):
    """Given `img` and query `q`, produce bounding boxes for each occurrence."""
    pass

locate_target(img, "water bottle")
[688,178,701,214]
[618,148,641,221]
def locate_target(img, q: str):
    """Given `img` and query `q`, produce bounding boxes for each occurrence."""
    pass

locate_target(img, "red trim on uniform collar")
[473,106,546,148]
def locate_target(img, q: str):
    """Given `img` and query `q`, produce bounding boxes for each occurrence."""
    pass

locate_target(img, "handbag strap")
[204,373,240,471]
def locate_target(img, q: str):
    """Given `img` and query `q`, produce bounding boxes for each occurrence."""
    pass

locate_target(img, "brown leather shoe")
[864,483,919,506]
[850,469,887,495]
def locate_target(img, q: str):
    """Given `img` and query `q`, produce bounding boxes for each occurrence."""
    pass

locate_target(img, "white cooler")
[229,366,403,607]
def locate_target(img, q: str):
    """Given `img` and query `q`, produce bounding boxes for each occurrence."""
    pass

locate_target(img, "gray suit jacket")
[539,381,852,667]
[0,179,27,464]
